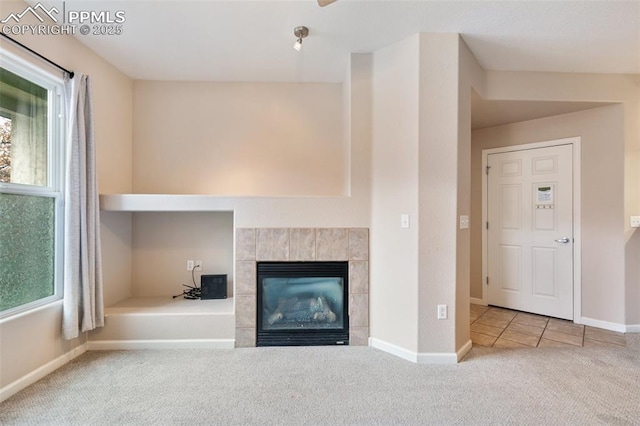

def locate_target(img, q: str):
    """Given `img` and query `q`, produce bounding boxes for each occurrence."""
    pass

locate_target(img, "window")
[0,51,65,317]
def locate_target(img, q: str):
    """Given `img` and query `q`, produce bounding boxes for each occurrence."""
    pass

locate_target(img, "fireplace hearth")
[257,262,349,346]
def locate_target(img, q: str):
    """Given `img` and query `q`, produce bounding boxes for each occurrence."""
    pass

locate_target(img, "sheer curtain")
[62,74,104,340]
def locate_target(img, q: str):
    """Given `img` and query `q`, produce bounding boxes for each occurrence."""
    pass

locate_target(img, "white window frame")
[0,49,66,319]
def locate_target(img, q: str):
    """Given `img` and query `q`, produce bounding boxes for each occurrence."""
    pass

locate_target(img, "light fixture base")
[293,26,309,39]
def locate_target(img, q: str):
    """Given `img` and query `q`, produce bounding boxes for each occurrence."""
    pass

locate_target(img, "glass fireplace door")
[257,262,349,346]
[262,277,344,331]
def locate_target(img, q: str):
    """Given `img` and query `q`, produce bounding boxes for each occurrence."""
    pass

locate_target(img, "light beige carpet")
[2,335,639,425]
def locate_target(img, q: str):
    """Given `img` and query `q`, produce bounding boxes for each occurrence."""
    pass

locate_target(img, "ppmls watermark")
[1,2,126,36]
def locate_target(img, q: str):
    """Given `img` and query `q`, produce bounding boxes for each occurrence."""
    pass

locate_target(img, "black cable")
[192,265,197,288]
[172,264,201,299]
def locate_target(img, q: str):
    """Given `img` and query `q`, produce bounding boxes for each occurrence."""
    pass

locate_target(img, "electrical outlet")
[631,216,640,228]
[437,304,448,320]
[186,260,194,271]
[194,260,203,271]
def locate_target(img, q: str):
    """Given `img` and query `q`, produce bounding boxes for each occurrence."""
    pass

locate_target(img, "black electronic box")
[200,274,227,299]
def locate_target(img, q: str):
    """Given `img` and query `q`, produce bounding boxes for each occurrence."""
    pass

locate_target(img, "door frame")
[481,137,582,323]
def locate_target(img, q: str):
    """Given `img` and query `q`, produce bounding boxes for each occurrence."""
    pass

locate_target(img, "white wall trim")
[416,352,459,364]
[481,137,582,322]
[0,343,87,403]
[625,325,640,333]
[456,339,473,362]
[470,297,486,306]
[87,339,235,350]
[579,317,626,333]
[571,138,582,321]
[369,337,464,364]
[369,337,418,363]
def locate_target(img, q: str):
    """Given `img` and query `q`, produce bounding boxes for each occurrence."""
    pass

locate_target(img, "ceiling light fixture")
[293,26,309,51]
[317,0,338,6]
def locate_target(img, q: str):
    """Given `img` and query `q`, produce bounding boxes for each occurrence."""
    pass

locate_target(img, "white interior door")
[487,144,573,319]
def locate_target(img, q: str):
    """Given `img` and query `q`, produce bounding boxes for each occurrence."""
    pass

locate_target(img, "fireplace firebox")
[257,262,349,346]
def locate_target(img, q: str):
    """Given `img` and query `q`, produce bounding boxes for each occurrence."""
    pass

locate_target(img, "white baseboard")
[579,317,626,333]
[470,297,486,306]
[369,337,418,363]
[87,339,235,350]
[0,343,87,403]
[624,324,640,333]
[456,339,473,362]
[369,337,462,364]
[416,351,459,364]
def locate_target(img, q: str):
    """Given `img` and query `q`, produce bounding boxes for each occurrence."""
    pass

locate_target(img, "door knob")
[554,237,571,244]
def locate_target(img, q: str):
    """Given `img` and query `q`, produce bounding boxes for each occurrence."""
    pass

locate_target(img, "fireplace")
[257,261,349,346]
[235,227,368,348]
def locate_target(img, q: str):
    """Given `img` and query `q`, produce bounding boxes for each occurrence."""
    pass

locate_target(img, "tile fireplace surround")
[235,228,369,347]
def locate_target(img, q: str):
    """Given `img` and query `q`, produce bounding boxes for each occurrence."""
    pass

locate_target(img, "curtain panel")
[62,74,103,340]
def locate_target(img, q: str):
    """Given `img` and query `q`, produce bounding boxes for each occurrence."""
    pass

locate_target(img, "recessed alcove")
[91,200,236,348]
[130,211,233,297]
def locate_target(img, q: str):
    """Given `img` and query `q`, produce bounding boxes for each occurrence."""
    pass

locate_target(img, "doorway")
[482,137,581,322]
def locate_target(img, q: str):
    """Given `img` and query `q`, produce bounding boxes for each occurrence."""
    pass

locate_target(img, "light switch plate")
[631,216,640,228]
[459,215,469,229]
[400,214,410,229]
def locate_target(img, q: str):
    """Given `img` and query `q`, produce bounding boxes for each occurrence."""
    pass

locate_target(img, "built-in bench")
[87,297,235,349]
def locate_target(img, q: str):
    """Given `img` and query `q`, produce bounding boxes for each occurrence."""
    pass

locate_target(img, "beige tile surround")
[235,228,369,348]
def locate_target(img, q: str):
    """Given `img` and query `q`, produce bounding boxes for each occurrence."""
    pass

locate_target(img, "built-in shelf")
[88,296,236,349]
[96,198,236,348]
[104,296,234,316]
[100,194,237,212]
[99,193,349,212]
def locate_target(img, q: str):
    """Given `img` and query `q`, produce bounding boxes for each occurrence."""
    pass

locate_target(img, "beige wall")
[132,81,345,196]
[628,80,640,325]
[100,211,133,306]
[416,33,460,354]
[224,55,372,229]
[471,105,625,324]
[370,34,420,352]
[627,231,640,325]
[126,55,374,230]
[131,212,234,297]
[0,303,85,388]
[455,38,485,350]
[0,1,133,392]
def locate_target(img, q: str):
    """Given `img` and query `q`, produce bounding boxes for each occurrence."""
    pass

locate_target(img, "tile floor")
[470,304,627,348]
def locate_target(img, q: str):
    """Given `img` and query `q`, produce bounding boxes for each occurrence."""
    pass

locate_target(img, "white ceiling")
[36,0,640,83]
